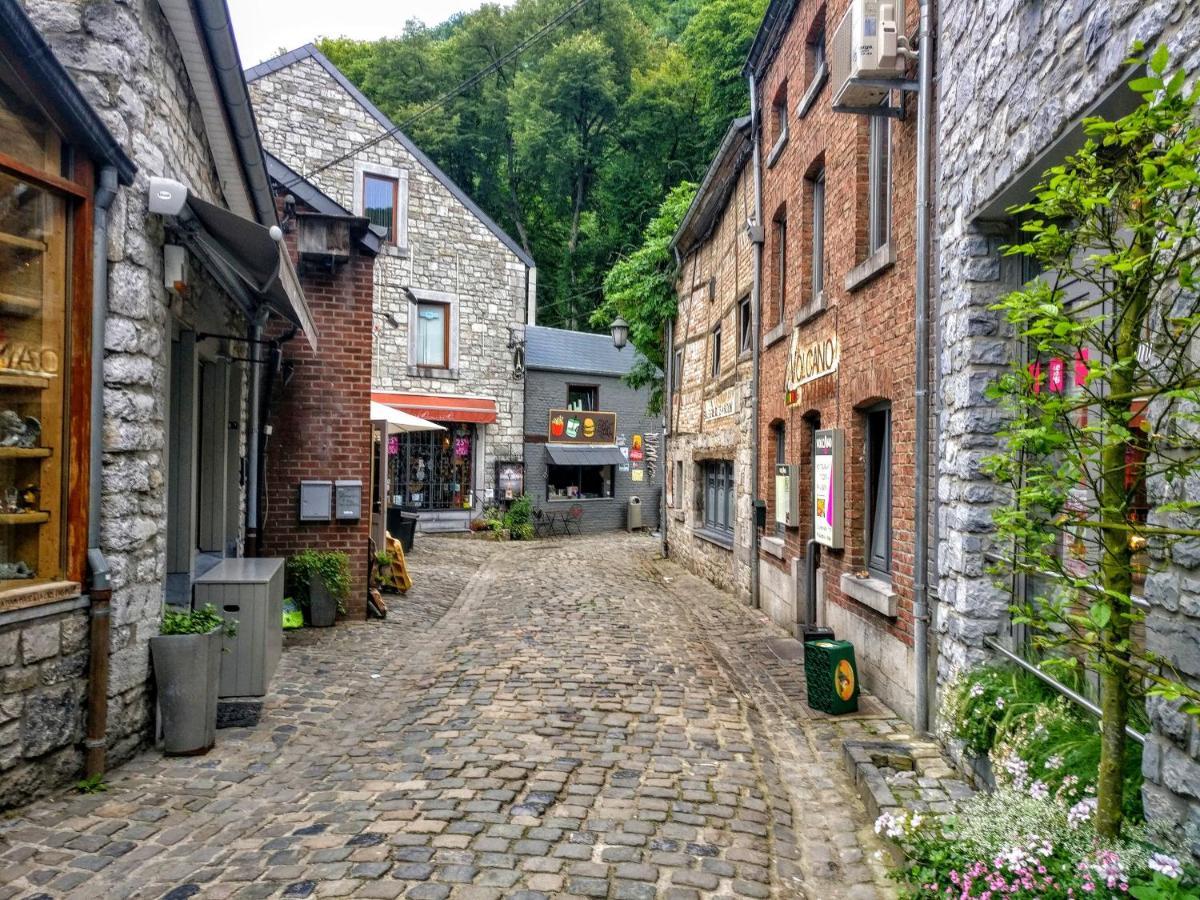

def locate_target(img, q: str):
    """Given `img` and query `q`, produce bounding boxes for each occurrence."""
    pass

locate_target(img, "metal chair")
[563,504,583,536]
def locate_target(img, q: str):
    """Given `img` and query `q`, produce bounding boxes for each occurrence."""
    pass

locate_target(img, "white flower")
[970,683,985,698]
[1068,797,1097,829]
[1045,755,1063,771]
[995,696,1006,710]
[909,812,923,830]
[1030,780,1049,801]
[873,811,905,839]
[1148,853,1183,879]
[996,845,1033,872]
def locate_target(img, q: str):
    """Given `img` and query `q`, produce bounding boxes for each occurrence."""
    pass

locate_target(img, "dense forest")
[318,0,767,332]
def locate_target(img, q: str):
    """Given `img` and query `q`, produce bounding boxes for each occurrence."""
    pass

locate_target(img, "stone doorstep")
[842,738,974,827]
[216,698,265,729]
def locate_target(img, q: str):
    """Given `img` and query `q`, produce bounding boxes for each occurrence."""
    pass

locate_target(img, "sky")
[227,0,500,66]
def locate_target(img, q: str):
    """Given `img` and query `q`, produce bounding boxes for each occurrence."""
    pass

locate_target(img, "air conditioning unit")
[831,0,907,110]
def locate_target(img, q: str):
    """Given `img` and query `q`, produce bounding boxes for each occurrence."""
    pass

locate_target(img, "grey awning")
[148,178,317,350]
[545,444,626,466]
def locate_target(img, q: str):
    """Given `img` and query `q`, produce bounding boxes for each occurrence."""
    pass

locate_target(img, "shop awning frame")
[545,444,627,467]
[372,391,498,425]
[370,401,445,434]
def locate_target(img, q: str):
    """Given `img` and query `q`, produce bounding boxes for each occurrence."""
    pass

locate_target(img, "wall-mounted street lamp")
[610,316,629,350]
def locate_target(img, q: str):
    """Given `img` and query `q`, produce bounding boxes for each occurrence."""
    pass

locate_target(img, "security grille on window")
[414,302,449,368]
[867,110,891,253]
[738,296,752,353]
[702,460,734,534]
[865,405,892,577]
[363,173,398,243]
[811,169,825,299]
[711,324,722,378]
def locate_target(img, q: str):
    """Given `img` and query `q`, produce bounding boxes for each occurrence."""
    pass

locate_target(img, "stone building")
[522,326,662,534]
[745,0,928,723]
[1,0,314,806]
[935,0,1200,844]
[666,118,757,602]
[246,46,536,533]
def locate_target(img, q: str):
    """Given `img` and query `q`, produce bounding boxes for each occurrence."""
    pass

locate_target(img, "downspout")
[748,74,764,610]
[661,315,673,558]
[912,0,935,734]
[245,307,270,554]
[85,165,119,779]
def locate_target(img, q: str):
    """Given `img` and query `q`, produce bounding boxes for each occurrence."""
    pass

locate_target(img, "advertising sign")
[703,387,738,420]
[813,428,845,549]
[785,323,839,406]
[630,434,644,462]
[548,409,616,444]
[496,461,524,501]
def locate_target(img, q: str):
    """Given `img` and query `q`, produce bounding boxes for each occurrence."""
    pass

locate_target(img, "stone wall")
[668,159,756,604]
[935,0,1200,844]
[5,0,254,805]
[247,49,531,500]
[523,368,662,533]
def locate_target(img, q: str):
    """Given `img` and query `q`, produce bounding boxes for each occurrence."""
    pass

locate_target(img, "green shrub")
[161,602,236,637]
[286,550,351,614]
[503,496,533,540]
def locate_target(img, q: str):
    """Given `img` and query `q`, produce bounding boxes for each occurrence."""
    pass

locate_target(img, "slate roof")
[245,44,536,269]
[525,325,641,378]
[671,116,752,257]
[264,151,381,254]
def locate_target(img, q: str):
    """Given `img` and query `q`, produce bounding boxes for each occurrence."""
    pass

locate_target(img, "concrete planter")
[150,627,221,755]
[308,575,337,627]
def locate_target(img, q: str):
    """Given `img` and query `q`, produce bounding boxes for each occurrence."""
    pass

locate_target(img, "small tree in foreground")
[984,45,1200,840]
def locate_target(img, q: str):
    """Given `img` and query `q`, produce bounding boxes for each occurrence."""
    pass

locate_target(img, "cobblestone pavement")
[0,534,909,899]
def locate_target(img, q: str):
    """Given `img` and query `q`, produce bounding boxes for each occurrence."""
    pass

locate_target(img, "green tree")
[591,180,696,413]
[984,45,1200,839]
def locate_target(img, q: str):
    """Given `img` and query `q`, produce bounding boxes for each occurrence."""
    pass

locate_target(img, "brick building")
[666,118,757,602]
[257,156,381,618]
[247,45,535,533]
[522,326,662,534]
[934,0,1200,847]
[745,0,927,723]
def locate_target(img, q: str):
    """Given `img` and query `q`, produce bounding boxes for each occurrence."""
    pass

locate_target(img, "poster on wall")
[630,434,644,462]
[632,468,644,482]
[496,461,524,501]
[813,428,845,549]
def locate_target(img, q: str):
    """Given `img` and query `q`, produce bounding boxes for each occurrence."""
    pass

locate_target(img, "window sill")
[0,581,85,624]
[793,292,827,327]
[764,319,789,349]
[839,571,897,617]
[760,535,786,559]
[845,242,895,293]
[766,128,789,169]
[381,244,411,259]
[796,65,828,120]
[407,366,460,380]
[694,527,734,550]
[546,496,614,503]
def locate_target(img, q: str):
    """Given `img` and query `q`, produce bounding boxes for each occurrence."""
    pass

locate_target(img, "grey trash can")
[627,495,643,532]
[193,558,285,698]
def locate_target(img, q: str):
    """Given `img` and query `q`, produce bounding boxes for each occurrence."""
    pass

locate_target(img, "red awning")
[371,391,498,425]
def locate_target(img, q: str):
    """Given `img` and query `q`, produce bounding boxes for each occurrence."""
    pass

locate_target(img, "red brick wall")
[259,208,375,619]
[755,0,922,648]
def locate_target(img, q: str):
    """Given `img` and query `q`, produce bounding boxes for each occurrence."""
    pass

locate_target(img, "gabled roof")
[744,0,799,78]
[265,151,382,255]
[0,1,135,185]
[525,325,643,378]
[246,44,536,270]
[671,116,753,257]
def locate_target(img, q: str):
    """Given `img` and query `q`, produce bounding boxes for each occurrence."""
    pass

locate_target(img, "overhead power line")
[283,0,598,189]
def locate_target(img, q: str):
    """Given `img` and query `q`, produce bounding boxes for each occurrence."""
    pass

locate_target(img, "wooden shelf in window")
[0,511,49,525]
[0,291,42,315]
[0,447,50,459]
[0,230,46,252]
[0,373,49,390]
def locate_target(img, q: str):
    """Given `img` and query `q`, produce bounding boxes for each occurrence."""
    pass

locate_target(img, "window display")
[390,424,474,511]
[547,465,613,500]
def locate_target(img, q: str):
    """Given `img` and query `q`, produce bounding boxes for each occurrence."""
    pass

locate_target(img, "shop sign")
[630,434,644,462]
[813,428,845,549]
[0,342,60,379]
[703,387,738,420]
[548,409,616,444]
[496,461,524,501]
[786,325,838,406]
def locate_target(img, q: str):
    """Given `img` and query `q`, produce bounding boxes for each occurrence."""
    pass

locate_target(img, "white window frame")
[354,161,409,252]
[867,111,891,254]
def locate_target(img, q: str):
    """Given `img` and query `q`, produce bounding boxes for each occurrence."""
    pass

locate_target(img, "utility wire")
[282,0,598,189]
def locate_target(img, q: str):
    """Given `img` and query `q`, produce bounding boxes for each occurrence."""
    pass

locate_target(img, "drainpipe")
[661,316,673,558]
[748,74,764,610]
[85,165,118,779]
[245,308,270,554]
[912,0,935,734]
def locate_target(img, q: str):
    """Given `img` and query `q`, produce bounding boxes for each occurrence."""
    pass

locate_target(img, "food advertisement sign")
[547,409,616,444]
[630,434,644,462]
[813,428,845,549]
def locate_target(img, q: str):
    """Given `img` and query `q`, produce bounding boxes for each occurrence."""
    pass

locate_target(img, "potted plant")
[150,604,236,755]
[286,550,350,627]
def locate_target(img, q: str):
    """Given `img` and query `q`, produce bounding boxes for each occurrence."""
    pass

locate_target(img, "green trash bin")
[803,639,859,715]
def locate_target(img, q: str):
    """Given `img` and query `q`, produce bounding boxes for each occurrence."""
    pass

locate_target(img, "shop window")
[738,296,752,354]
[363,173,398,243]
[773,205,787,322]
[710,323,722,378]
[867,110,891,254]
[390,424,474,511]
[547,464,613,500]
[0,88,72,596]
[865,404,892,577]
[810,169,826,300]
[773,423,786,536]
[702,460,734,535]
[567,385,598,411]
[414,301,449,368]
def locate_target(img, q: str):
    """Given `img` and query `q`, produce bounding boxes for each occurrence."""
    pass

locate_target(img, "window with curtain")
[414,302,448,368]
[363,173,398,243]
[865,405,892,577]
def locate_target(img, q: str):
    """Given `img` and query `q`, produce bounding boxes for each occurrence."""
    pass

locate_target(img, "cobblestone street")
[0,535,913,899]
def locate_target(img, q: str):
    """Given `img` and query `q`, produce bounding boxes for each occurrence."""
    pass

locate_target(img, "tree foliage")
[983,45,1200,840]
[317,0,763,331]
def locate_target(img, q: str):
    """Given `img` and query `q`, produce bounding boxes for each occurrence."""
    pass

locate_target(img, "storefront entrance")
[389,422,475,513]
